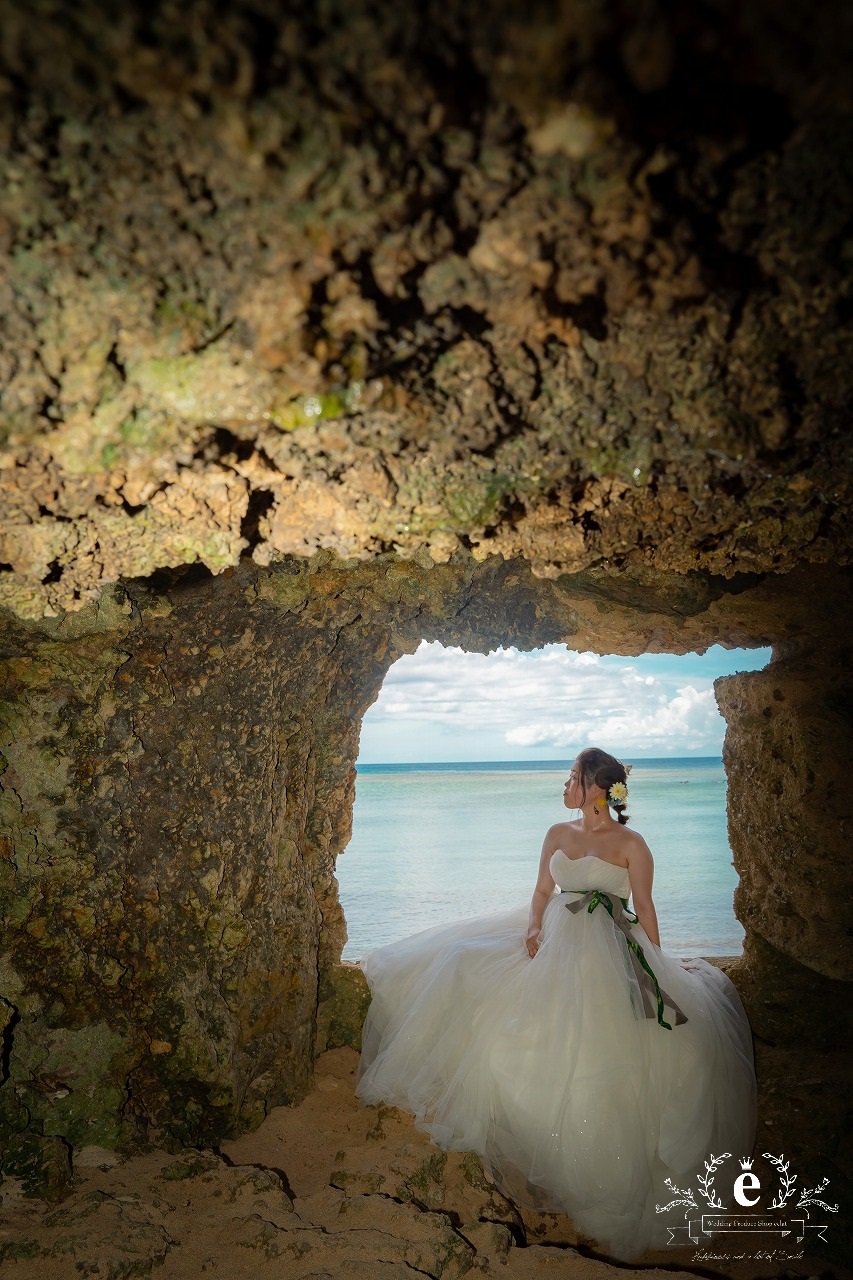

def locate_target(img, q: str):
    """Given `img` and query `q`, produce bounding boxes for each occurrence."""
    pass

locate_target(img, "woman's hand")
[526,929,541,958]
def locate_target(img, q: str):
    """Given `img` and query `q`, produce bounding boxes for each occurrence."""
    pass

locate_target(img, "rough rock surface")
[0,0,852,618]
[1,1048,848,1278]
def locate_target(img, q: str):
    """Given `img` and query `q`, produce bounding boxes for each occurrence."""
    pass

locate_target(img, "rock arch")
[1,555,849,1194]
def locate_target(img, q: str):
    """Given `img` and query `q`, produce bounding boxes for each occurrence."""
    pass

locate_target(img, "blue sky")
[356,642,773,763]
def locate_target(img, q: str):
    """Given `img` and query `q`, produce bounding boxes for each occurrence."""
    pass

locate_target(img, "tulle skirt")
[355,890,757,1262]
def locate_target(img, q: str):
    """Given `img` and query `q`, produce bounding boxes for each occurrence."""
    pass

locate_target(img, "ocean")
[336,757,744,961]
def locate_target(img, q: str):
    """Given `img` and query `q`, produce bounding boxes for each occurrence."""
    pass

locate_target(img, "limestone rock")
[315,961,372,1054]
[0,1,850,618]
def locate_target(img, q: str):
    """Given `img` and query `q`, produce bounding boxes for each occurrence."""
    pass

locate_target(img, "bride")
[355,747,758,1261]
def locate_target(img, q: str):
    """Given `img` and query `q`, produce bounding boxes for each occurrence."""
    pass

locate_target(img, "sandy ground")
[0,1044,850,1280]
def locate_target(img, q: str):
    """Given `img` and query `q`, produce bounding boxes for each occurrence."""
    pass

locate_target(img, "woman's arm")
[526,827,559,956]
[624,835,661,948]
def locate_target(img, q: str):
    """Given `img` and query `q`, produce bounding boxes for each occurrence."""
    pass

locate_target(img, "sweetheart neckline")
[552,849,630,874]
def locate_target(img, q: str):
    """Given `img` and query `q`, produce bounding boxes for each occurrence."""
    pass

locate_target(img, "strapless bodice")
[549,849,631,899]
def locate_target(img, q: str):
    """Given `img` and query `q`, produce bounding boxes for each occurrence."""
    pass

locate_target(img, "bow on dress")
[562,888,689,1031]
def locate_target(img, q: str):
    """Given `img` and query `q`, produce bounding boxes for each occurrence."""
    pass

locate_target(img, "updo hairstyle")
[575,747,630,825]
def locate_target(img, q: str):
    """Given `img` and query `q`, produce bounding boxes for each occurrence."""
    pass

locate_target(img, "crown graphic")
[739,1158,754,1170]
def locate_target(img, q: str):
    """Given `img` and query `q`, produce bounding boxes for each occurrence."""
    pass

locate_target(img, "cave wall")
[717,623,853,1048]
[1,553,850,1195]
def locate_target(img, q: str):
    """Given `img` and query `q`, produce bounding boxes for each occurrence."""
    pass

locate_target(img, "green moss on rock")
[315,962,371,1054]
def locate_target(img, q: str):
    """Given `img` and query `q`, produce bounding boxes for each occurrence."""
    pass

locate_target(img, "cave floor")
[0,1043,849,1280]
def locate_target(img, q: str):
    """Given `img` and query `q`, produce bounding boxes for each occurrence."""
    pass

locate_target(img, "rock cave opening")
[1,556,840,1179]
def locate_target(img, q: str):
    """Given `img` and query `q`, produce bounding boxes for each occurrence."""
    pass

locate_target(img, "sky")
[356,641,773,763]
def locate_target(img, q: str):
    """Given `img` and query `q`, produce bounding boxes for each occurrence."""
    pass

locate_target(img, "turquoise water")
[337,758,743,961]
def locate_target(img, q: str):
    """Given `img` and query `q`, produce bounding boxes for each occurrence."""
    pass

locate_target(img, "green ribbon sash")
[562,888,688,1031]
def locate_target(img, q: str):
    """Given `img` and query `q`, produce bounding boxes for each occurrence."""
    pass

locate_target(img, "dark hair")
[575,747,630,825]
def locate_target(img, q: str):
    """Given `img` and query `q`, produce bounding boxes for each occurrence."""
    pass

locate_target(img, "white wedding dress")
[356,849,757,1262]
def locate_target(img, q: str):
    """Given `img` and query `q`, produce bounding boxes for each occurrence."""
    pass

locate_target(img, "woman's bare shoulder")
[544,819,578,846]
[620,826,653,857]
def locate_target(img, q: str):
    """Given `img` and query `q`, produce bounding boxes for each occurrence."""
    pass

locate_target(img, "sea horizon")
[356,755,723,771]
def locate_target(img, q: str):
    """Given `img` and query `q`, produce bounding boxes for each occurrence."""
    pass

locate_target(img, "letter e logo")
[734,1171,760,1207]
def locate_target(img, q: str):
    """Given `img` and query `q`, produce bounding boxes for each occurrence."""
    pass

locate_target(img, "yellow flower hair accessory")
[608,781,629,805]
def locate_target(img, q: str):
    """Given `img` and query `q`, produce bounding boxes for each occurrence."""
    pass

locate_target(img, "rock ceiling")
[0,0,850,619]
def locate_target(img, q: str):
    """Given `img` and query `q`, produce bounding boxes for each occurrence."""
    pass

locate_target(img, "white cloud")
[358,641,773,762]
[505,723,580,747]
[366,641,726,754]
[505,685,718,750]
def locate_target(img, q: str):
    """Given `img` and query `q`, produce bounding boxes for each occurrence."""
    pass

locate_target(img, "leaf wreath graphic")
[797,1177,839,1214]
[762,1152,797,1209]
[697,1153,731,1209]
[655,1176,697,1213]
